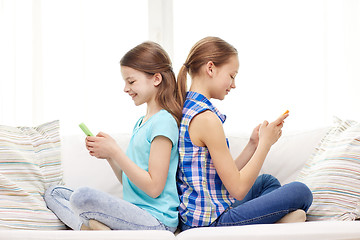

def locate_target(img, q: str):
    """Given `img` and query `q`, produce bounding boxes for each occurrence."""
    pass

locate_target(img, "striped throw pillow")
[297,117,360,221]
[0,120,66,229]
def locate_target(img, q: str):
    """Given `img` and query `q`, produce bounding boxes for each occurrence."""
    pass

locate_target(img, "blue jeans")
[180,174,313,231]
[44,185,177,232]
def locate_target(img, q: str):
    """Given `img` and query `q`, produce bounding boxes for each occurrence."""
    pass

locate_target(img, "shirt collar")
[186,91,227,123]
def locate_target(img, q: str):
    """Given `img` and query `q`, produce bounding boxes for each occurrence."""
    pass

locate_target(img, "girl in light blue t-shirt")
[44,42,183,232]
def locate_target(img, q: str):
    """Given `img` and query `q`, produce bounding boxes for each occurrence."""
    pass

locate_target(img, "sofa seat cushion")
[175,221,360,240]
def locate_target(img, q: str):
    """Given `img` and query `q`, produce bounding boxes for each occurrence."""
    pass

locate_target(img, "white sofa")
[1,125,360,240]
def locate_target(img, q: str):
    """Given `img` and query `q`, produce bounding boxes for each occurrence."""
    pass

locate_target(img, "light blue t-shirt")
[123,110,180,228]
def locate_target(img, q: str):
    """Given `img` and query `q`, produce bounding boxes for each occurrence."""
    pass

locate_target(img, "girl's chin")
[215,94,226,100]
[133,99,145,106]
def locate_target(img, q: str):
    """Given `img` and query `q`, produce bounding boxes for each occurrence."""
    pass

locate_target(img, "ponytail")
[176,64,188,110]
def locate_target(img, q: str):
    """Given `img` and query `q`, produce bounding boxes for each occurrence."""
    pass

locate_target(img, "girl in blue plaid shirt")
[176,37,313,231]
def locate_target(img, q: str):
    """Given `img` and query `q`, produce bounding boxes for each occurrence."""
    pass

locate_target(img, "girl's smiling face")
[121,66,158,106]
[210,55,239,100]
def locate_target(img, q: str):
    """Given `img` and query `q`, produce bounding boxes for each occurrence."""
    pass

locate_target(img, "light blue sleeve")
[149,111,179,147]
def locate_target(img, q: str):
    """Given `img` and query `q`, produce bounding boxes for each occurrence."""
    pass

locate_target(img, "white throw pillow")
[297,117,360,221]
[0,120,66,229]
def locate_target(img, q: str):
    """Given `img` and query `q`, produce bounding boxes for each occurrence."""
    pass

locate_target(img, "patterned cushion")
[0,120,66,229]
[297,117,360,221]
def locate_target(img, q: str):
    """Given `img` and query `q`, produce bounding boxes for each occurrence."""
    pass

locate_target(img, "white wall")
[1,0,359,137]
[173,0,360,134]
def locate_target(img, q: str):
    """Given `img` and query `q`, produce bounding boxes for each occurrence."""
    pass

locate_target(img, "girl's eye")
[129,81,135,84]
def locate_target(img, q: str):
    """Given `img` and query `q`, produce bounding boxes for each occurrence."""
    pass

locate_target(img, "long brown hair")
[120,41,182,125]
[177,36,238,107]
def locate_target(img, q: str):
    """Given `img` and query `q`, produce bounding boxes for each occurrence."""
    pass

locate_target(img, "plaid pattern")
[177,91,235,227]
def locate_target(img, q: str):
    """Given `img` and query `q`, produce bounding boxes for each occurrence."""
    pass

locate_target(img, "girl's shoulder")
[183,98,211,116]
[190,110,222,131]
[149,110,179,145]
[152,110,178,128]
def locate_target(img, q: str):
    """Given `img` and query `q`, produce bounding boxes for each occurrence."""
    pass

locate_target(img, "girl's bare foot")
[88,219,111,230]
[277,209,306,223]
[80,224,91,230]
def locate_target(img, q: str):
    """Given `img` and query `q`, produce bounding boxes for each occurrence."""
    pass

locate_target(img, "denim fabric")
[180,174,313,231]
[44,185,177,232]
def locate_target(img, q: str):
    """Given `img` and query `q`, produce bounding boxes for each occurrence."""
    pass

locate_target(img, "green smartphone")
[79,123,94,136]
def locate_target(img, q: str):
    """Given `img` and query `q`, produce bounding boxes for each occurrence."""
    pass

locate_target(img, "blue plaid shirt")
[177,91,235,227]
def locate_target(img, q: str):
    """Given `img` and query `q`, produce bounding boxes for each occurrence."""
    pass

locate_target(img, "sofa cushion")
[61,132,129,199]
[260,127,329,184]
[0,120,66,229]
[297,117,360,221]
[227,127,329,185]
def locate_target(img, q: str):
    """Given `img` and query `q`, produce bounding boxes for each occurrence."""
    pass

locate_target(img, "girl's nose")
[231,79,236,89]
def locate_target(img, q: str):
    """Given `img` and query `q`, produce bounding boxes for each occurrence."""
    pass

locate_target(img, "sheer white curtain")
[0,0,34,126]
[0,0,148,135]
[173,0,360,134]
[1,0,359,136]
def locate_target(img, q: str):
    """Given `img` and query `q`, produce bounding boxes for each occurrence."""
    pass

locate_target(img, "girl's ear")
[153,73,162,87]
[205,61,215,77]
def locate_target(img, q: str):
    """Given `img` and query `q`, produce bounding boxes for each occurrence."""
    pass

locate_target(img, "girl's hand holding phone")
[258,111,289,148]
[85,132,120,160]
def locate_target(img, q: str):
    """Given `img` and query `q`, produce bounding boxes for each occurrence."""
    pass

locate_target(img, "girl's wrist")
[109,146,124,165]
[257,140,272,152]
[248,138,258,148]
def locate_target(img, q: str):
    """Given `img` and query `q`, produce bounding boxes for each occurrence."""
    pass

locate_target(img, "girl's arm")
[189,110,287,200]
[106,158,123,183]
[86,133,172,198]
[234,124,260,170]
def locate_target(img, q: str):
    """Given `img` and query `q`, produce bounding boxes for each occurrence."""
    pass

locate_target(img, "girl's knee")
[288,181,313,210]
[70,186,95,209]
[292,182,312,199]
